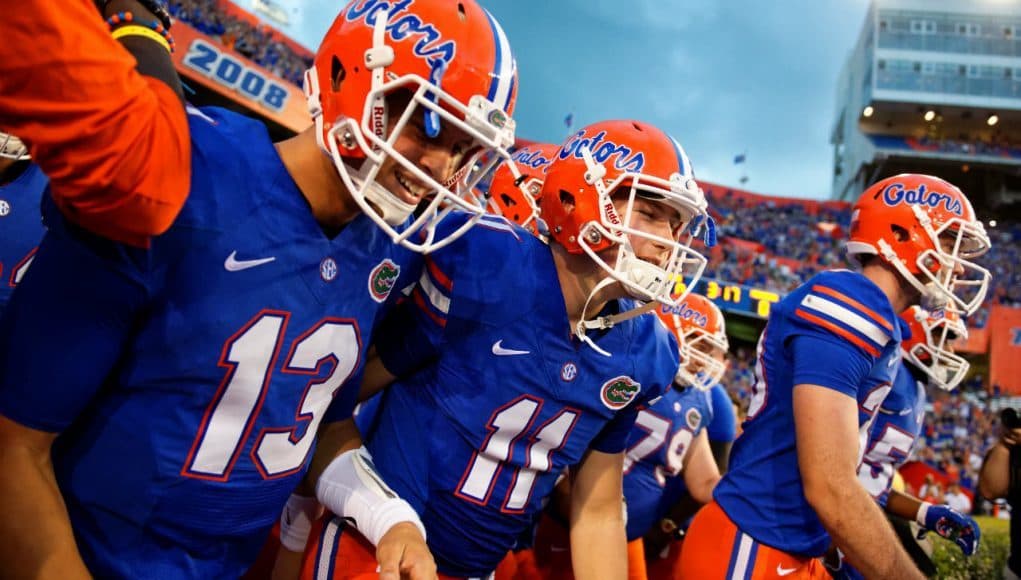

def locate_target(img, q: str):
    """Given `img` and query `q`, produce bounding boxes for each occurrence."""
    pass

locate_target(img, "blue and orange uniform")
[0,106,419,578]
[679,270,902,579]
[299,214,678,579]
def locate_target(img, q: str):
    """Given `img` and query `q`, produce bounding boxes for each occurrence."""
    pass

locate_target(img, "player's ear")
[559,190,576,215]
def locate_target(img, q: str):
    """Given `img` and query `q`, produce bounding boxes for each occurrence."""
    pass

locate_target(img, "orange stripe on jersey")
[425,257,453,292]
[795,308,880,357]
[0,0,190,247]
[810,285,893,332]
[412,287,447,327]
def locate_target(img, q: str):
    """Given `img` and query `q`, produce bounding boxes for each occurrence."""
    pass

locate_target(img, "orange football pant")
[679,501,827,580]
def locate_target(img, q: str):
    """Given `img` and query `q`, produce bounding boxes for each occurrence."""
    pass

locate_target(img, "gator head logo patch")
[600,376,641,410]
[368,258,401,303]
[685,408,702,431]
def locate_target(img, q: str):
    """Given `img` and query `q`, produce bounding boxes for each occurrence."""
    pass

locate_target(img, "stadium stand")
[169,0,312,87]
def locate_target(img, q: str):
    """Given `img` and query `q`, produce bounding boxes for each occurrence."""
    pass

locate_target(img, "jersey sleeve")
[0,197,152,432]
[0,0,190,247]
[589,404,641,454]
[706,384,736,442]
[373,254,454,378]
[789,334,874,398]
[785,272,897,397]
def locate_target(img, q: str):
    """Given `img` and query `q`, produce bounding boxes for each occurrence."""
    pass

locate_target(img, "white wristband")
[315,446,426,546]
[279,494,321,552]
[916,501,933,527]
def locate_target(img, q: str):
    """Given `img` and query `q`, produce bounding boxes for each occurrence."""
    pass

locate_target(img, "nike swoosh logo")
[224,251,276,272]
[492,340,530,356]
[776,564,798,576]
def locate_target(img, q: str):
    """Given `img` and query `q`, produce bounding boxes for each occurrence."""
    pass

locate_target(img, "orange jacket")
[0,0,191,246]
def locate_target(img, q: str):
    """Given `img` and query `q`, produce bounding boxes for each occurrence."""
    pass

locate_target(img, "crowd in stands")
[917,135,1021,158]
[169,0,311,87]
[701,188,851,293]
[913,376,998,496]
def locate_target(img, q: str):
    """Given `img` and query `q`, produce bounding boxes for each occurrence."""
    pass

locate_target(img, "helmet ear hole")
[457,2,466,20]
[331,56,346,92]
[559,189,576,212]
[890,224,910,243]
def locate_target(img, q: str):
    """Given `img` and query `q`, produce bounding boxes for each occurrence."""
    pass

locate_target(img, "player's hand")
[821,546,865,580]
[918,504,980,556]
[376,522,437,580]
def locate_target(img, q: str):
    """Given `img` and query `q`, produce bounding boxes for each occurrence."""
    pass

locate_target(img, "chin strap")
[575,276,658,357]
[357,168,418,225]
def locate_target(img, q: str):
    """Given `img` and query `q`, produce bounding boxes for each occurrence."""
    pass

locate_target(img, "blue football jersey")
[0,107,419,579]
[366,214,678,577]
[858,363,927,503]
[0,162,47,314]
[712,270,902,557]
[622,385,713,541]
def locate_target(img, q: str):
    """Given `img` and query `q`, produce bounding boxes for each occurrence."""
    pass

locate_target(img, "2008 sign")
[183,38,290,112]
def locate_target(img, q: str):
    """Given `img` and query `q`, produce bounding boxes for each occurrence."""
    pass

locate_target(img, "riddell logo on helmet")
[512,148,552,171]
[603,201,622,226]
[345,0,457,71]
[371,105,386,139]
[560,130,645,173]
[662,302,709,327]
[878,183,963,216]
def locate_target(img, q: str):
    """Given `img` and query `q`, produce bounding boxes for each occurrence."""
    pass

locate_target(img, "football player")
[679,174,991,579]
[282,119,715,580]
[635,296,728,579]
[0,132,47,316]
[828,307,979,579]
[0,1,519,577]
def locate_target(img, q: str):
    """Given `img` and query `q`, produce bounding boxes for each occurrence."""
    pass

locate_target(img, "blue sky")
[275,0,872,200]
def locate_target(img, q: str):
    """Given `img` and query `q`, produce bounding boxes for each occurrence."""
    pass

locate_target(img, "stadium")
[0,0,1019,578]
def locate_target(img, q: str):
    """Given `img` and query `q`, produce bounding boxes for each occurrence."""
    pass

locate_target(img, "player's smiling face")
[375,92,480,208]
